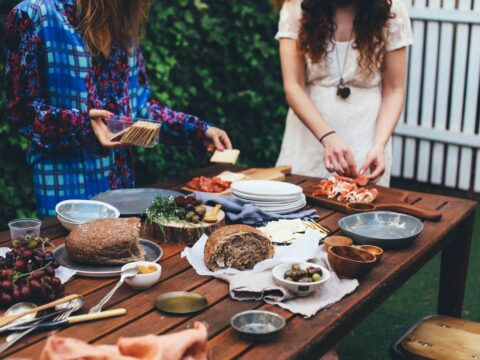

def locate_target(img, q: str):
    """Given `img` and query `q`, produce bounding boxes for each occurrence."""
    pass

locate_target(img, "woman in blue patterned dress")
[5,0,232,217]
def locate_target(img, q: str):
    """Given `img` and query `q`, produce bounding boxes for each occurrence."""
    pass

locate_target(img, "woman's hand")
[204,127,233,152]
[89,109,122,148]
[322,133,358,177]
[360,144,385,183]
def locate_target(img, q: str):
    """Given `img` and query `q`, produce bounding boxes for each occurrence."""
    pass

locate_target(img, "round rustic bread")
[66,218,145,265]
[204,224,274,271]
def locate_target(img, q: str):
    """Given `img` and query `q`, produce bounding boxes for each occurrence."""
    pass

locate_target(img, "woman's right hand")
[89,109,122,148]
[322,133,358,178]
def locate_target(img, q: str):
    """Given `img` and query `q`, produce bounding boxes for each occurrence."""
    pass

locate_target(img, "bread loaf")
[66,218,145,265]
[204,225,274,271]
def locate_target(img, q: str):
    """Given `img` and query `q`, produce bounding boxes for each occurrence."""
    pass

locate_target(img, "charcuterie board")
[181,165,292,195]
[304,181,442,221]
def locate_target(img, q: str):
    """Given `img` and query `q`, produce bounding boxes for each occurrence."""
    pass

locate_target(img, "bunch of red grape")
[0,247,64,306]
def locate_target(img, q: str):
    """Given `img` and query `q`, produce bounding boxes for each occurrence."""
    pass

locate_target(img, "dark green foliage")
[0,0,287,225]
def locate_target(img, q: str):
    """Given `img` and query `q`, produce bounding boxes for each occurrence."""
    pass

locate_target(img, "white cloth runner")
[0,247,77,284]
[181,231,359,318]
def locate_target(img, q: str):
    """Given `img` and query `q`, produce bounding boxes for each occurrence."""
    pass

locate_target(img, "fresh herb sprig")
[145,196,186,225]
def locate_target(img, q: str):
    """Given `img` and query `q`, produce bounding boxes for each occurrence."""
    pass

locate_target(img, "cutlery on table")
[89,268,138,314]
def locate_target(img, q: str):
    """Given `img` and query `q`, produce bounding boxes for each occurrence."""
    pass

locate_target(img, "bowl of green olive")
[272,262,330,297]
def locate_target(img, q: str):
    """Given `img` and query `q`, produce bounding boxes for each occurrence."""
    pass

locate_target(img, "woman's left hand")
[204,127,233,152]
[360,145,385,183]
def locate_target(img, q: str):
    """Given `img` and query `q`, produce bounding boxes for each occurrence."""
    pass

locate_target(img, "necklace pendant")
[337,84,351,99]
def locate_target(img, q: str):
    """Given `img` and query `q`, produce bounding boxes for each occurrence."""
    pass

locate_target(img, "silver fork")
[0,306,74,355]
[89,267,138,314]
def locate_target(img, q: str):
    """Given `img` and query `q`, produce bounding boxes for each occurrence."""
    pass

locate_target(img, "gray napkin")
[193,192,318,226]
[221,246,359,318]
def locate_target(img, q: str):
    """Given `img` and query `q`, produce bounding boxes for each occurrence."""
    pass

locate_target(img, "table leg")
[438,211,476,317]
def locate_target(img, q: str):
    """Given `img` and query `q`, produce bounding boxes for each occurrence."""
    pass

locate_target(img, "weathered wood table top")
[1,164,477,359]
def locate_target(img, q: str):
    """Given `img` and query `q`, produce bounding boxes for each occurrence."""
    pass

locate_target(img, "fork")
[0,306,75,355]
[89,267,138,314]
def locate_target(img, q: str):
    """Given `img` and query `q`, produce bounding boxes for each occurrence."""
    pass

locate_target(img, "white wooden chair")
[393,0,480,192]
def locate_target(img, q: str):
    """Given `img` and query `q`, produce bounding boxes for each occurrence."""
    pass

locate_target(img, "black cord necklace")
[334,31,353,99]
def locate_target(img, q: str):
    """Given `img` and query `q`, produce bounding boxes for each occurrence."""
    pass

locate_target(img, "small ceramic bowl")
[328,245,376,278]
[56,215,80,232]
[324,235,354,251]
[122,261,161,290]
[359,245,384,264]
[231,310,286,342]
[272,262,330,296]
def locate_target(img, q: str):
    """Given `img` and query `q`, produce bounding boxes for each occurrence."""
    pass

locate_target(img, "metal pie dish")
[338,211,424,249]
[54,239,163,277]
[231,310,286,342]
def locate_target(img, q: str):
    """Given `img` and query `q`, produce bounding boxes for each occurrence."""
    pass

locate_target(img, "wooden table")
[1,164,477,359]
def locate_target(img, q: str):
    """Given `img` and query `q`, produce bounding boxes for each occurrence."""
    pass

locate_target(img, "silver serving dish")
[93,188,183,216]
[231,310,286,342]
[338,211,424,249]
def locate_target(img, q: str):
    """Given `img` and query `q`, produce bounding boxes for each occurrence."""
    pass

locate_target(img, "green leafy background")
[0,0,286,225]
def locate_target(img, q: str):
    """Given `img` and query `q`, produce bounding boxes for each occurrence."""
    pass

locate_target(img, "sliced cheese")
[210,149,240,164]
[217,171,249,183]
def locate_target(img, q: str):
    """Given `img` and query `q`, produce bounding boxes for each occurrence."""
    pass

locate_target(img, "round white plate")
[253,198,306,209]
[259,201,307,214]
[231,181,303,197]
[233,192,305,204]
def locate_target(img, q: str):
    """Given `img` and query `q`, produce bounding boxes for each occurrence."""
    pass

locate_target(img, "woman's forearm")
[284,83,333,139]
[373,87,404,149]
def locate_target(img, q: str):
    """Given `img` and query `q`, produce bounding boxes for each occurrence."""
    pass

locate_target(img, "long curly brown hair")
[276,0,393,76]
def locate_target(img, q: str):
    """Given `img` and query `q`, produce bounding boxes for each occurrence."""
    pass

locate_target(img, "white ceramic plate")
[231,180,303,197]
[249,195,306,208]
[232,191,305,203]
[258,201,307,214]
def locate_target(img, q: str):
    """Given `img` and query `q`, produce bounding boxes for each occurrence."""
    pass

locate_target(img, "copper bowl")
[324,236,354,252]
[328,245,376,278]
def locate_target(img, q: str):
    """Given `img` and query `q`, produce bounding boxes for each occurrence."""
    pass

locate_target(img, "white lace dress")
[275,0,413,186]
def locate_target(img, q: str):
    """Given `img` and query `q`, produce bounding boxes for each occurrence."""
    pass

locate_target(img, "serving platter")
[93,188,183,216]
[53,239,163,277]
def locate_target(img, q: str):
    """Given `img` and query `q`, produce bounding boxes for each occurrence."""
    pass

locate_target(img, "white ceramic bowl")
[272,262,330,297]
[55,200,120,223]
[122,261,162,290]
[56,215,80,232]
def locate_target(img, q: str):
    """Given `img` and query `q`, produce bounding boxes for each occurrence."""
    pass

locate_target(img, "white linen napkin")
[181,231,359,318]
[0,247,77,284]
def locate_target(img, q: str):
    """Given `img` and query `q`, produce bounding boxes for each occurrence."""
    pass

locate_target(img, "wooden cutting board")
[304,181,442,221]
[181,165,292,194]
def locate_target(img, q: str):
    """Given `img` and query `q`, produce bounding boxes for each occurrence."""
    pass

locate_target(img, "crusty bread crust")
[66,218,145,265]
[204,224,274,271]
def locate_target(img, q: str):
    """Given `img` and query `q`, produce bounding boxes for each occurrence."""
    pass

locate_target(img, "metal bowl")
[231,310,286,342]
[55,200,120,224]
[338,211,424,249]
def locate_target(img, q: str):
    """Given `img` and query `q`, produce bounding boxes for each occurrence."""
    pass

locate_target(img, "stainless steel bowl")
[231,310,286,342]
[338,211,424,249]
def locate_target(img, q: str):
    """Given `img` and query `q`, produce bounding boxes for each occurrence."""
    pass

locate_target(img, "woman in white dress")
[275,0,413,186]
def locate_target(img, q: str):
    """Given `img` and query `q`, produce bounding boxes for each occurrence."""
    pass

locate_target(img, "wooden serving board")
[181,165,292,195]
[304,181,443,221]
[149,206,226,246]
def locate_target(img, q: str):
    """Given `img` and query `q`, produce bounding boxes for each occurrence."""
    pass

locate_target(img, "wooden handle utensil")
[68,308,126,324]
[0,294,81,328]
[346,202,442,221]
[204,204,222,223]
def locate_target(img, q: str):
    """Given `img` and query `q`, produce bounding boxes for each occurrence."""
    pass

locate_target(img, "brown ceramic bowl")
[324,236,354,252]
[359,245,384,264]
[328,245,376,278]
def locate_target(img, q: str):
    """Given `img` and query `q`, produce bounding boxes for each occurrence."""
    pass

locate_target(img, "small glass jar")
[8,218,42,247]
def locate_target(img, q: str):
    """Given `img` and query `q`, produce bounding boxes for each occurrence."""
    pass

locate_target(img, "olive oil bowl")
[272,262,330,297]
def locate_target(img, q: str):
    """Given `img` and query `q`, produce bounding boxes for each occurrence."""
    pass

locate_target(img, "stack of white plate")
[231,180,306,214]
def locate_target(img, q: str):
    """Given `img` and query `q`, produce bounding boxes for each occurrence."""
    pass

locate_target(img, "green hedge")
[0,0,286,226]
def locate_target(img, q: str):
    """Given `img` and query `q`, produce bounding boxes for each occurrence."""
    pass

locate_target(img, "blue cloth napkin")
[193,192,318,226]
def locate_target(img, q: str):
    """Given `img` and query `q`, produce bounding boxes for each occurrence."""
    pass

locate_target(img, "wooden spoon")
[204,204,222,223]
[345,202,442,221]
[0,294,81,328]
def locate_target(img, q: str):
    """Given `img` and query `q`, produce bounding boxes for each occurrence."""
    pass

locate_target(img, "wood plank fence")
[392,0,480,192]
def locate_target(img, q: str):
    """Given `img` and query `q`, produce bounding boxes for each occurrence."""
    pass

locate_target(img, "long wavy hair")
[275,0,393,75]
[76,0,151,58]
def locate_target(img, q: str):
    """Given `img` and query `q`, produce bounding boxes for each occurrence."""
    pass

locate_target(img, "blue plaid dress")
[5,0,210,217]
